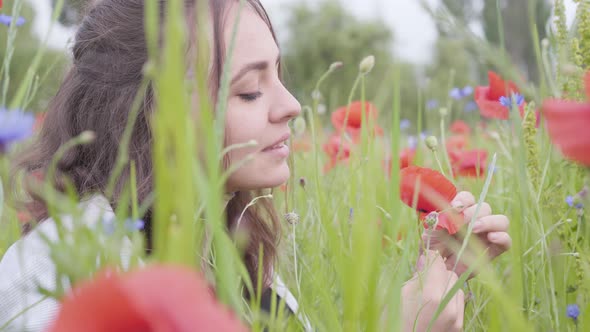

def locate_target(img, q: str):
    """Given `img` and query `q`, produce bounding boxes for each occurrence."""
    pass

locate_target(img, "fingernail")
[451,200,462,208]
[488,232,499,241]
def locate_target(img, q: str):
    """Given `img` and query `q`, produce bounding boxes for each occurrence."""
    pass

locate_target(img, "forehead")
[223,4,279,66]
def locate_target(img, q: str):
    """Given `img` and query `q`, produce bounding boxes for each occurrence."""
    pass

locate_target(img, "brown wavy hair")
[14,0,282,288]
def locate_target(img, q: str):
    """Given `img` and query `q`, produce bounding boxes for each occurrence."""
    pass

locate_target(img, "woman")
[0,0,511,331]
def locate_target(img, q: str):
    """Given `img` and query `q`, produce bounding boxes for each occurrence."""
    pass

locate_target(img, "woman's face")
[223,3,301,192]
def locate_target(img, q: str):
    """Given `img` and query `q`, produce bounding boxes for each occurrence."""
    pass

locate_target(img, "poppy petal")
[400,166,457,212]
[543,99,590,166]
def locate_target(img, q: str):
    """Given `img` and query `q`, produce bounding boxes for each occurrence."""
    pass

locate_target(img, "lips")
[263,133,290,151]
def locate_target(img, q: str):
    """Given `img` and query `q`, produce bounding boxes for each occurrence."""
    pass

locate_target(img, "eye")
[238,92,262,102]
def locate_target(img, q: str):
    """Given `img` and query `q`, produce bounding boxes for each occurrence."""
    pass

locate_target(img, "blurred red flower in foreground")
[542,71,590,166]
[475,71,523,119]
[331,101,383,140]
[445,135,468,152]
[48,265,247,332]
[450,120,471,135]
[383,148,415,177]
[450,149,488,178]
[400,166,460,234]
[323,134,352,172]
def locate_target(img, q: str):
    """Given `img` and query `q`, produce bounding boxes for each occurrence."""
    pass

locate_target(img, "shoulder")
[0,194,114,331]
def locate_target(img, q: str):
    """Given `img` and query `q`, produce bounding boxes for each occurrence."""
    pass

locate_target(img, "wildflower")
[446,135,468,152]
[464,101,478,113]
[499,93,525,109]
[400,119,411,130]
[102,217,145,235]
[317,103,327,115]
[0,14,26,27]
[566,195,575,207]
[542,70,590,166]
[566,304,580,322]
[384,148,415,174]
[449,86,473,100]
[330,101,382,140]
[449,149,488,178]
[48,266,247,332]
[450,120,471,135]
[285,212,300,225]
[475,71,523,119]
[0,108,35,153]
[323,134,352,172]
[359,55,375,74]
[450,88,463,100]
[329,61,343,72]
[462,86,473,96]
[426,99,439,110]
[400,166,457,213]
[566,195,584,209]
[399,166,460,234]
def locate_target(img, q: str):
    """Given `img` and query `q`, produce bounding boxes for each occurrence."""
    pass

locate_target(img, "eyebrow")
[230,55,280,85]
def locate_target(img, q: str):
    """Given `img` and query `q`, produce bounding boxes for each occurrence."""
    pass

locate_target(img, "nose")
[269,81,301,123]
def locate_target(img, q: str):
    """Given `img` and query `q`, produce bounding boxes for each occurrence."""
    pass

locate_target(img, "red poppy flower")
[400,166,457,213]
[383,148,416,177]
[450,120,471,135]
[48,265,247,332]
[445,135,468,152]
[399,148,415,169]
[450,149,488,177]
[331,101,383,140]
[475,71,522,119]
[543,100,590,166]
[323,134,352,172]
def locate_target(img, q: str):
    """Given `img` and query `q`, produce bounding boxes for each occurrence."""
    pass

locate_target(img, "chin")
[228,163,290,191]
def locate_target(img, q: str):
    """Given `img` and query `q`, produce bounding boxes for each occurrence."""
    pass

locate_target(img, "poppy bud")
[329,61,343,72]
[425,136,438,151]
[359,55,375,75]
[299,177,306,188]
[317,103,327,115]
[79,131,96,144]
[439,107,449,117]
[311,89,322,101]
[541,38,550,49]
[293,117,306,137]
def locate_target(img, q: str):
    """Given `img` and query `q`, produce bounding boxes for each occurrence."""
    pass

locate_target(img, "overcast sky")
[27,0,578,65]
[264,0,578,64]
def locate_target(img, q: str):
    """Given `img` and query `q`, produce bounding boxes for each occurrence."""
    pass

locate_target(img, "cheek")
[225,99,267,146]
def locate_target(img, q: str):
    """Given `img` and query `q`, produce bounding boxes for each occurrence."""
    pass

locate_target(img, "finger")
[487,232,512,251]
[472,215,509,234]
[418,250,447,275]
[463,202,492,221]
[454,289,465,331]
[451,191,476,211]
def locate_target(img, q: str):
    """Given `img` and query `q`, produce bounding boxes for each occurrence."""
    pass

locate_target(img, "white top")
[0,195,311,331]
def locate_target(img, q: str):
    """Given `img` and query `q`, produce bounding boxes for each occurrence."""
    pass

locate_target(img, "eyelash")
[238,92,262,102]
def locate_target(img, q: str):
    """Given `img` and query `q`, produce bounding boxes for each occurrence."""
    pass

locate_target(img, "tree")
[281,0,419,127]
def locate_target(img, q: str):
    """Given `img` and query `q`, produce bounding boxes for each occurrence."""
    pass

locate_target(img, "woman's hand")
[422,191,512,277]
[402,250,464,332]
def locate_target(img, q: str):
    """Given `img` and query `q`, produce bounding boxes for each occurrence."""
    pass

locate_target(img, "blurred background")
[0,0,579,127]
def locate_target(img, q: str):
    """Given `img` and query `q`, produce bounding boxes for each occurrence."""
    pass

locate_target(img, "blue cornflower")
[566,196,575,208]
[102,216,145,235]
[499,93,525,109]
[0,14,26,27]
[449,88,463,100]
[0,108,35,153]
[426,99,439,110]
[461,86,473,97]
[400,119,411,130]
[464,101,478,113]
[566,304,580,322]
[124,218,145,231]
